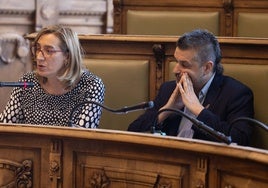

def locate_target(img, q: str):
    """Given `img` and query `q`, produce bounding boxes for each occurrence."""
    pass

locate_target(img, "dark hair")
[176,29,223,74]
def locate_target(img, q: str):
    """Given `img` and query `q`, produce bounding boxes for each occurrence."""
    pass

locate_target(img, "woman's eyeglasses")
[31,46,63,57]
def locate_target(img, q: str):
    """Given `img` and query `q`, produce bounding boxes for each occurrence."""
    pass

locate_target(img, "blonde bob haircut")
[32,25,84,89]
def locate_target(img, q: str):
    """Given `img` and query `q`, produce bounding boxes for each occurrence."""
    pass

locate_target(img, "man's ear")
[204,60,214,74]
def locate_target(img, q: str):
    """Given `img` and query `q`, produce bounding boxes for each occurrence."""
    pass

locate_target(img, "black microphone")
[69,100,154,126]
[152,108,232,144]
[114,101,154,113]
[230,117,268,132]
[0,81,34,88]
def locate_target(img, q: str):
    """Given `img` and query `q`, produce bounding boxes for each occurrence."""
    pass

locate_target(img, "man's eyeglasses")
[31,46,63,57]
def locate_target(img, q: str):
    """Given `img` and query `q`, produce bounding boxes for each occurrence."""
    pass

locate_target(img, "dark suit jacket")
[128,73,254,146]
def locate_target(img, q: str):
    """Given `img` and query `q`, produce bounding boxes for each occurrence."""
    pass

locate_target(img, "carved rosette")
[40,4,57,20]
[49,139,62,186]
[89,169,110,188]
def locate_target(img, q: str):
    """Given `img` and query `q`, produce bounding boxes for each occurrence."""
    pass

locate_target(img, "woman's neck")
[42,78,68,95]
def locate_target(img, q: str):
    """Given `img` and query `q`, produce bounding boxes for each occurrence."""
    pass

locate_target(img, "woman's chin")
[36,70,47,77]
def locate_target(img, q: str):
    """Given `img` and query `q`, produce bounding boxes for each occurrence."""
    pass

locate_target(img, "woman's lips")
[37,65,46,71]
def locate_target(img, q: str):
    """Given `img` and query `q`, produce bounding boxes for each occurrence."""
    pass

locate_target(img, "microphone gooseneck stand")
[0,81,35,88]
[69,100,154,127]
[230,117,268,132]
[152,108,232,144]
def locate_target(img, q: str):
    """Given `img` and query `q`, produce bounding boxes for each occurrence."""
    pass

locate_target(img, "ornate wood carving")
[49,139,63,188]
[153,174,173,188]
[89,169,110,188]
[113,0,122,34]
[0,159,33,187]
[152,44,165,93]
[194,157,208,188]
[223,0,234,36]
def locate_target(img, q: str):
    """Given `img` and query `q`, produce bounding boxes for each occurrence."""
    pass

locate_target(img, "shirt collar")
[199,72,215,103]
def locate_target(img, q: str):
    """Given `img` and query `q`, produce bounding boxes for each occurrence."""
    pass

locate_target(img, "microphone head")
[25,82,35,88]
[147,101,154,109]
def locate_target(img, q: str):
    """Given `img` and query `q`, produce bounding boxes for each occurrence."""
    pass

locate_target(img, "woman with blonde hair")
[0,25,105,128]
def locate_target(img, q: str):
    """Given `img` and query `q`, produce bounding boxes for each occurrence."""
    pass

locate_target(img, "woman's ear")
[64,52,70,65]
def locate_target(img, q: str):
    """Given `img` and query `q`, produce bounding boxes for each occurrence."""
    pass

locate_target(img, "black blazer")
[128,73,254,146]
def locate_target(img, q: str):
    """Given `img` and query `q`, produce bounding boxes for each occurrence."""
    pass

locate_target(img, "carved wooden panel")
[71,140,194,188]
[0,136,40,187]
[209,155,268,188]
[0,159,32,187]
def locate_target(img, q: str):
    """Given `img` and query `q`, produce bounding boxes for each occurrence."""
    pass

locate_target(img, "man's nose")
[173,63,182,73]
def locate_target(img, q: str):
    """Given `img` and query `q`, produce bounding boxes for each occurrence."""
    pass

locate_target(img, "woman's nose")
[36,50,45,60]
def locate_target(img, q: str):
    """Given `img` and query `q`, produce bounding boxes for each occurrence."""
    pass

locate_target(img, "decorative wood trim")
[49,139,63,188]
[113,0,122,34]
[194,157,208,188]
[223,0,234,36]
[152,44,165,94]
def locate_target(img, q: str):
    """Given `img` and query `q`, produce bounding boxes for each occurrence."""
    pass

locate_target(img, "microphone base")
[152,130,166,136]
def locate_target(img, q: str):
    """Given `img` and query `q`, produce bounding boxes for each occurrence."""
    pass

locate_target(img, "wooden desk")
[0,124,267,187]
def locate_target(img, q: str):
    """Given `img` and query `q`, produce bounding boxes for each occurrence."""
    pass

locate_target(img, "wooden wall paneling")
[113,0,268,37]
[113,0,228,36]
[233,0,268,37]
